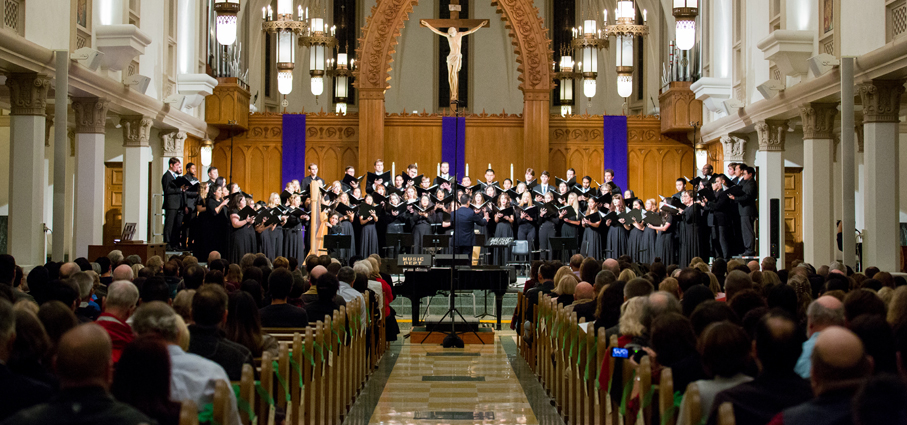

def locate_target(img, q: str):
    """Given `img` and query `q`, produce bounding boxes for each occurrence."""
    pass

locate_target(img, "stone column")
[357,88,385,175]
[755,119,788,265]
[121,116,153,242]
[859,79,905,272]
[523,90,550,173]
[720,135,747,165]
[800,103,838,266]
[71,97,109,259]
[5,73,50,266]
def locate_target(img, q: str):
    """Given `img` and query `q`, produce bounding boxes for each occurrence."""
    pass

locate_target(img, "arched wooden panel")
[322,147,341,183]
[341,148,358,175]
[248,147,266,199]
[661,149,680,195]
[567,149,585,179]
[268,146,283,191]
[549,149,567,180]
[641,149,659,201]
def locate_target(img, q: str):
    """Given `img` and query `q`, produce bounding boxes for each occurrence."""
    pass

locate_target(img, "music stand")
[386,233,413,260]
[323,234,352,263]
[549,237,578,263]
[422,234,451,262]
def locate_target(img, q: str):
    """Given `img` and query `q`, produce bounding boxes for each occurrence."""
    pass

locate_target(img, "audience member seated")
[71,272,99,322]
[188,284,254,381]
[112,264,134,282]
[769,326,872,425]
[37,301,79,353]
[843,289,887,324]
[95,281,139,363]
[849,314,897,375]
[795,295,844,378]
[8,306,55,387]
[337,267,367,329]
[707,310,812,425]
[526,262,559,319]
[140,276,173,305]
[131,301,241,425]
[571,282,596,322]
[260,268,309,328]
[111,336,182,425]
[226,291,278,357]
[183,265,206,290]
[2,324,153,425]
[592,280,625,332]
[677,321,753,425]
[852,374,907,425]
[690,301,739,337]
[305,273,342,325]
[0,299,52,421]
[648,312,705,399]
[553,273,579,306]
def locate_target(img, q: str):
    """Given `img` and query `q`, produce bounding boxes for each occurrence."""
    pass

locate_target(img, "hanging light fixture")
[555,45,578,116]
[214,0,241,46]
[605,0,648,99]
[200,137,214,167]
[673,0,698,51]
[571,6,608,101]
[329,46,356,114]
[298,0,337,97]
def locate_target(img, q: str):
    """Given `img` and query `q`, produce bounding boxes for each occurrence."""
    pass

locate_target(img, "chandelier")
[262,0,337,99]
[604,0,648,99]
[214,0,241,46]
[673,0,698,51]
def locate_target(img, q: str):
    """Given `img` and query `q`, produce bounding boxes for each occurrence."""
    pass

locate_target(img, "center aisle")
[345,335,565,424]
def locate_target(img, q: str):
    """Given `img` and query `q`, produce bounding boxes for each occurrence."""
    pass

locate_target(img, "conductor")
[452,194,489,255]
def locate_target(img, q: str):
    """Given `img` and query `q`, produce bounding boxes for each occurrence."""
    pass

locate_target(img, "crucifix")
[420,0,489,111]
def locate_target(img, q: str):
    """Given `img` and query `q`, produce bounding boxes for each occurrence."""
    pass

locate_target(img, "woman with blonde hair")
[553,266,574,290]
[618,268,637,282]
[260,192,286,260]
[706,272,721,296]
[553,274,579,306]
[618,297,648,345]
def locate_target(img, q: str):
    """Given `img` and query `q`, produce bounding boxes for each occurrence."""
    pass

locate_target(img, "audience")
[305,272,342,324]
[226,291,278,357]
[110,336,182,425]
[795,295,844,378]
[0,299,52,421]
[571,282,596,322]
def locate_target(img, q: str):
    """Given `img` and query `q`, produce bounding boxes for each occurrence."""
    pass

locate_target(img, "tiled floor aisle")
[368,340,539,424]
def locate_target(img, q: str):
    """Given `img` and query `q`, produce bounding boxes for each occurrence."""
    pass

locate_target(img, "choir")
[167,159,759,266]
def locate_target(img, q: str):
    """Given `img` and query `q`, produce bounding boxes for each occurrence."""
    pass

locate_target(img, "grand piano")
[395,268,511,330]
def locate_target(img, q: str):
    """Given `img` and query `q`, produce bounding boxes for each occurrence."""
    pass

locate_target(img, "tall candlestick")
[466,164,469,177]
[392,162,395,177]
[437,163,440,176]
[510,164,513,182]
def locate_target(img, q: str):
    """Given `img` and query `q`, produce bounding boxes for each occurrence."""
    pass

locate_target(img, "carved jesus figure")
[421,19,488,102]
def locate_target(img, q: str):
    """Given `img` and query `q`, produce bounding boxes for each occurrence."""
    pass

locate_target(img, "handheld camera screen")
[611,347,629,358]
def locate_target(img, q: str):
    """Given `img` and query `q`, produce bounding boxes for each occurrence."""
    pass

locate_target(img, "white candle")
[466,164,469,176]
[437,163,440,176]
[510,164,513,181]
[488,163,491,170]
[392,162,395,177]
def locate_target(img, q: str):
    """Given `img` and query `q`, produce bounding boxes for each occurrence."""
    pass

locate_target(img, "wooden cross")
[418,0,490,30]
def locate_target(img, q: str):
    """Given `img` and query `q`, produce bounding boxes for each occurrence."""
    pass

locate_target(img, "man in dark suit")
[180,162,199,249]
[300,163,325,192]
[729,166,758,256]
[205,166,218,191]
[604,168,622,195]
[162,157,186,250]
[452,194,489,255]
[703,176,734,259]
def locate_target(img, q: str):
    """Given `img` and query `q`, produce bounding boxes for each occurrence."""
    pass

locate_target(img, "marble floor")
[344,333,564,425]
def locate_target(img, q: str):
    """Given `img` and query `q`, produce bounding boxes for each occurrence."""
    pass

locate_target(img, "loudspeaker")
[770,198,780,259]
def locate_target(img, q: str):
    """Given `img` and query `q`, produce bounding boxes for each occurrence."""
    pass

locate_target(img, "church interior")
[0,0,907,424]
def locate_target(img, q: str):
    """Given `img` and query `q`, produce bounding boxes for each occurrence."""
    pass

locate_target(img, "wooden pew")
[178,400,198,425]
[236,364,256,425]
[717,402,735,425]
[681,383,701,425]
[659,367,676,425]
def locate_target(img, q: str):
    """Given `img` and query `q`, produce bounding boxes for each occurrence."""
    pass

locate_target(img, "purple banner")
[603,115,628,191]
[441,116,466,179]
[282,114,306,187]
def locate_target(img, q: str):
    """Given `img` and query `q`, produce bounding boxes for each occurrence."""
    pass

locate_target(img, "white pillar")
[755,119,788,266]
[121,116,153,242]
[71,98,109,259]
[859,80,905,272]
[800,103,837,266]
[5,73,50,267]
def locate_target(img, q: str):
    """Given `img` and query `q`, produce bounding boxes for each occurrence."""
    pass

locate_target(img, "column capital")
[161,130,187,157]
[720,134,747,162]
[858,79,906,123]
[72,97,110,134]
[755,119,789,152]
[6,73,51,116]
[799,102,838,139]
[121,116,153,148]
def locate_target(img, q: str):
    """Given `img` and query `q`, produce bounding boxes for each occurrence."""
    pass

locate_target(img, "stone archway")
[354,0,554,173]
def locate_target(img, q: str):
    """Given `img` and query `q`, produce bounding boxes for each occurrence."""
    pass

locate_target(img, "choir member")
[187,182,208,254]
[501,179,513,190]
[729,166,758,256]
[603,169,621,195]
[703,176,733,260]
[260,193,285,260]
[228,193,259,264]
[483,169,496,186]
[161,157,186,251]
[523,168,537,190]
[180,162,199,249]
[393,175,405,191]
[205,166,219,191]
[335,192,357,257]
[201,182,230,260]
[516,191,537,250]
[641,198,658,264]
[283,194,307,260]
[403,186,418,204]
[556,182,570,204]
[560,193,582,249]
[515,181,528,196]
[359,194,380,257]
[677,190,701,267]
[651,204,675,265]
[411,195,434,254]
[605,195,630,259]
[580,199,602,259]
[492,193,515,264]
[536,171,553,197]
[627,198,646,263]
[538,191,558,260]
[300,163,325,191]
